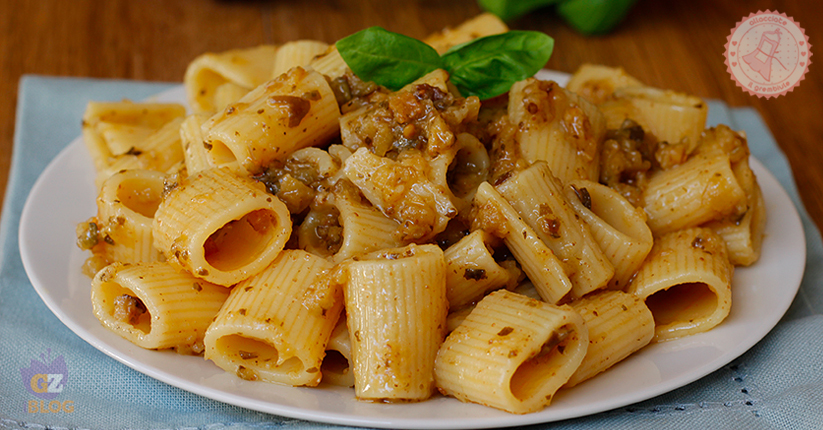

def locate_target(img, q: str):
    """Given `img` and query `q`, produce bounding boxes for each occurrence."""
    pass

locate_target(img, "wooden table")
[2,0,821,230]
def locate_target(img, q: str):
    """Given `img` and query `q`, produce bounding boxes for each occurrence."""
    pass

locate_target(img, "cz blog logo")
[725,10,811,98]
[20,349,74,413]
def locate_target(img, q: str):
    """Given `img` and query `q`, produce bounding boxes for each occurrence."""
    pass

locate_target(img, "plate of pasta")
[20,78,805,429]
[19,17,806,429]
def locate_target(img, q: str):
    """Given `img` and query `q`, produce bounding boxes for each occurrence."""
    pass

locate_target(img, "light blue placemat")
[1,76,822,430]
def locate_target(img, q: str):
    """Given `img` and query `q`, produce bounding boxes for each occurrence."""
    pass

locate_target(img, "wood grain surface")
[2,0,821,230]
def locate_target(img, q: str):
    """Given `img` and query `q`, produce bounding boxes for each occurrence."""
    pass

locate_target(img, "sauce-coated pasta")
[76,14,765,414]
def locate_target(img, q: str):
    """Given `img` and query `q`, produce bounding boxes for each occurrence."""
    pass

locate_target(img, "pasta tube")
[93,116,186,187]
[91,262,229,353]
[297,182,404,262]
[202,66,341,174]
[436,132,491,219]
[473,181,572,304]
[565,179,652,290]
[434,290,588,414]
[331,188,405,262]
[627,227,733,342]
[565,290,654,387]
[612,86,708,153]
[445,306,475,334]
[423,13,509,54]
[184,45,277,114]
[93,169,166,265]
[444,230,520,308]
[307,45,348,80]
[497,162,614,298]
[82,101,186,173]
[695,125,765,266]
[204,250,342,387]
[508,78,606,183]
[643,152,747,235]
[180,113,217,175]
[152,167,291,286]
[566,64,644,105]
[272,40,330,77]
[212,82,251,114]
[344,244,448,401]
[321,316,355,387]
[706,181,766,266]
[342,147,457,242]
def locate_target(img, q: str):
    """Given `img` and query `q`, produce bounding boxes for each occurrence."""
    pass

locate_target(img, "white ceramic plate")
[19,75,805,429]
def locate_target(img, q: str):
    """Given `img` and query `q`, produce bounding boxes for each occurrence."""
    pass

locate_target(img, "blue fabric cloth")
[1,76,821,430]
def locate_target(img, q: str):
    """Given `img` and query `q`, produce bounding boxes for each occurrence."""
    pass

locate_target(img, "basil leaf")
[477,0,561,21]
[442,31,554,100]
[336,26,443,91]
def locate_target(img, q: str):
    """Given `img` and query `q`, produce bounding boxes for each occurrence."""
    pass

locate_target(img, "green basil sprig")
[335,27,442,92]
[336,27,554,100]
[442,30,554,101]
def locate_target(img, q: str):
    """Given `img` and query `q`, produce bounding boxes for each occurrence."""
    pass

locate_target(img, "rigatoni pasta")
[180,113,216,175]
[82,100,186,174]
[565,63,643,105]
[642,150,747,235]
[152,167,291,286]
[88,169,166,266]
[201,67,341,174]
[272,40,330,77]
[74,17,770,416]
[508,78,606,183]
[627,227,733,342]
[707,181,766,266]
[444,230,520,308]
[204,250,342,386]
[497,162,614,298]
[565,290,654,387]
[297,180,405,262]
[564,179,653,290]
[472,181,573,304]
[342,147,457,242]
[184,44,277,114]
[91,262,229,353]
[695,125,765,266]
[321,317,355,387]
[434,289,588,414]
[423,13,509,54]
[608,86,708,153]
[344,244,448,401]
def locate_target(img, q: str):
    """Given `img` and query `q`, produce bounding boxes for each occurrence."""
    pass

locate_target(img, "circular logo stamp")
[724,10,811,99]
